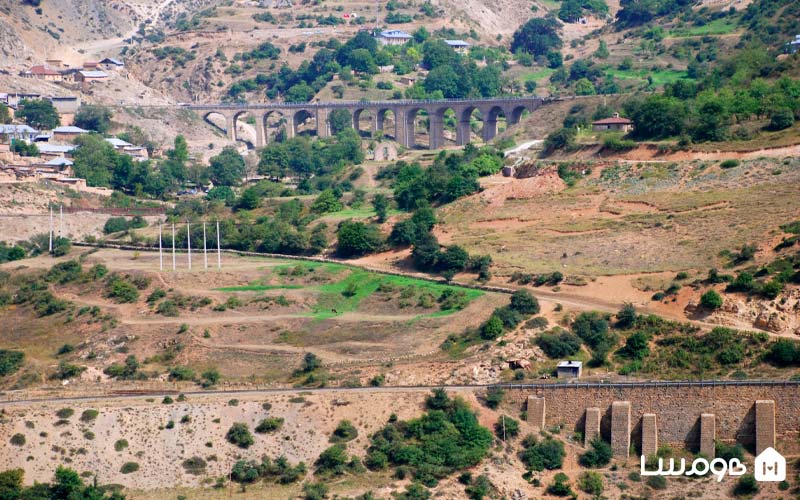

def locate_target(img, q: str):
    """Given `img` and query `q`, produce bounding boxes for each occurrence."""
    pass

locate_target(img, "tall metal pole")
[171,223,176,271]
[158,223,163,271]
[48,206,53,253]
[203,222,208,270]
[187,222,191,270]
[59,204,63,238]
[216,220,221,270]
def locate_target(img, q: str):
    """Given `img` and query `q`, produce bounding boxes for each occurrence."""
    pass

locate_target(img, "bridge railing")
[185,95,547,110]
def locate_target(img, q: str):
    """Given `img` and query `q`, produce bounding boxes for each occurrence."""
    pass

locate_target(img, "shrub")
[510,290,540,315]
[314,444,349,475]
[255,417,284,433]
[80,409,99,422]
[156,300,179,316]
[579,471,604,495]
[536,330,582,358]
[303,482,329,500]
[55,408,74,419]
[768,108,794,131]
[646,475,667,489]
[547,472,573,496]
[168,366,195,381]
[120,462,139,474]
[700,290,723,309]
[616,302,637,328]
[519,435,565,471]
[331,420,358,442]
[226,423,255,448]
[485,386,504,409]
[494,415,520,439]
[603,135,637,151]
[106,276,139,303]
[10,433,25,446]
[0,350,24,377]
[114,439,129,452]
[579,437,612,467]
[480,315,504,340]
[719,159,739,169]
[182,456,207,475]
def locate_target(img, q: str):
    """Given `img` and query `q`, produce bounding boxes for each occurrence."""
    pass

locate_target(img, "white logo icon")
[754,447,785,482]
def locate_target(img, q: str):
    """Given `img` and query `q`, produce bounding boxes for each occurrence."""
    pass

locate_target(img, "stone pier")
[611,401,631,459]
[700,413,715,457]
[641,413,658,457]
[527,396,546,430]
[584,407,601,447]
[755,400,776,454]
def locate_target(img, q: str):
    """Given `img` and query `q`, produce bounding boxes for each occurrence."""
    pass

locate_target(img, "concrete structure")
[188,96,544,149]
[592,113,633,132]
[610,401,631,458]
[584,407,601,447]
[755,400,775,455]
[700,413,715,457]
[37,144,76,159]
[376,30,412,45]
[641,413,658,457]
[527,396,546,430]
[49,96,81,114]
[557,360,582,379]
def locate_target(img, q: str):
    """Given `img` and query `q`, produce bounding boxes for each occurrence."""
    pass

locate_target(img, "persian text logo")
[640,447,786,483]
[754,447,786,482]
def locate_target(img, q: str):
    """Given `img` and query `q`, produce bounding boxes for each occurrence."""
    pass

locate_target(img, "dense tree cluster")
[0,466,126,499]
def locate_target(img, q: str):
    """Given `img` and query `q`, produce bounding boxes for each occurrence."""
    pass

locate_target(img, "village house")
[45,59,66,69]
[592,113,634,132]
[105,137,150,161]
[52,125,88,143]
[83,61,100,70]
[0,124,38,143]
[99,57,125,71]
[445,40,471,54]
[787,35,800,54]
[376,30,412,46]
[557,360,582,379]
[4,93,42,108]
[36,143,76,161]
[74,70,109,83]
[49,96,81,116]
[22,65,63,82]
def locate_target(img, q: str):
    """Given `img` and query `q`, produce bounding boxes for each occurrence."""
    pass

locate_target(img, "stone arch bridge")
[187,96,547,149]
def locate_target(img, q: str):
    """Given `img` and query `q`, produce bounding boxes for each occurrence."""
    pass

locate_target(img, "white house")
[376,30,412,46]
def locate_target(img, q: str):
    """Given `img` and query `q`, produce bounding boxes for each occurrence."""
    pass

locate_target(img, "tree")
[411,231,440,271]
[424,65,470,98]
[422,39,460,69]
[510,290,540,314]
[519,435,565,471]
[74,105,113,133]
[258,143,290,180]
[235,187,260,211]
[16,99,60,130]
[700,289,723,310]
[579,437,612,467]
[301,352,322,372]
[616,302,637,328]
[349,48,378,74]
[311,188,343,214]
[574,78,596,95]
[336,220,384,257]
[209,147,245,186]
[0,103,11,124]
[480,315,504,340]
[328,109,352,135]
[372,194,389,222]
[510,17,562,57]
[768,108,794,131]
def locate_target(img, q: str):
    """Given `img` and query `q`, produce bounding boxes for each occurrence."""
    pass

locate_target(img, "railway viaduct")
[187,96,547,149]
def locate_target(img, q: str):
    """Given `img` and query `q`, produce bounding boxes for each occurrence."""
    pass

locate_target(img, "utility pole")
[59,204,63,238]
[216,220,221,270]
[203,222,208,270]
[187,222,191,270]
[48,206,53,253]
[158,223,163,271]
[172,223,176,271]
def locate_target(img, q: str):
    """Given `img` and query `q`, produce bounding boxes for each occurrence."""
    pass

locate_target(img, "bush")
[494,415,520,439]
[616,302,637,328]
[120,462,139,474]
[547,472,573,496]
[80,409,99,422]
[0,350,24,377]
[480,315,504,340]
[331,420,358,442]
[768,108,794,131]
[733,474,758,495]
[336,220,384,257]
[56,408,74,419]
[519,435,565,471]
[255,417,285,433]
[485,386,504,409]
[114,439,129,452]
[168,366,195,381]
[536,330,582,358]
[106,276,139,303]
[720,159,739,169]
[314,444,350,475]
[510,290,540,315]
[579,437,612,467]
[646,475,667,489]
[10,433,25,446]
[226,423,255,448]
[700,290,723,309]
[603,135,637,151]
[579,471,604,495]
[182,456,207,475]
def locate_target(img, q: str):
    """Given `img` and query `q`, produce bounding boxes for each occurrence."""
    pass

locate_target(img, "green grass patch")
[215,284,304,292]
[669,18,738,37]
[605,68,688,86]
[522,68,555,83]
[322,206,402,220]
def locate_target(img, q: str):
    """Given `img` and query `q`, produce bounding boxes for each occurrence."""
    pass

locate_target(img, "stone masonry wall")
[505,383,800,454]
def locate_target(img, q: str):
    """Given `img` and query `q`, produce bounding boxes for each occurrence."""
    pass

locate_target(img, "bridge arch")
[353,108,375,138]
[376,108,396,140]
[481,105,509,143]
[203,111,233,140]
[262,110,288,144]
[292,109,317,138]
[403,107,431,149]
[232,110,258,149]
